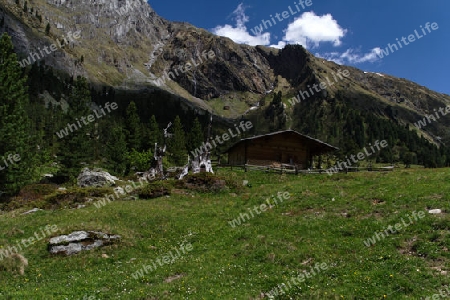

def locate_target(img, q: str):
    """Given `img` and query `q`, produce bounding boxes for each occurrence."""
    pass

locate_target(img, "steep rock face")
[258,45,311,86]
[0,0,277,100]
[152,30,276,99]
[1,0,170,83]
[44,0,167,45]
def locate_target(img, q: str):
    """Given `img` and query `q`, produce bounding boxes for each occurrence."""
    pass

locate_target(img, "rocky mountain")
[1,0,449,144]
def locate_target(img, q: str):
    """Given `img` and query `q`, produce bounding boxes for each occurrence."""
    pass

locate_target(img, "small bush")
[2,186,112,211]
[177,172,230,193]
[127,149,154,172]
[0,184,58,211]
[137,181,172,199]
[41,187,112,209]
[17,184,57,201]
[0,253,28,276]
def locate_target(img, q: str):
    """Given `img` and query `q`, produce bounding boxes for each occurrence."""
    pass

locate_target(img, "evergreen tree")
[58,76,93,178]
[0,33,37,194]
[147,114,161,149]
[266,91,286,130]
[168,115,187,165]
[124,101,142,151]
[45,23,50,35]
[26,100,53,177]
[43,102,62,156]
[187,117,204,152]
[105,125,127,175]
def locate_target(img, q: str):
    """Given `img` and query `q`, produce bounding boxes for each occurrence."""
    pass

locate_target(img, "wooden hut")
[225,130,338,170]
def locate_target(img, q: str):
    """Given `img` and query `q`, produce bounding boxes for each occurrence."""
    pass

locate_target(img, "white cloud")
[282,12,347,49]
[211,4,270,46]
[317,47,382,65]
[270,41,287,49]
[212,5,379,67]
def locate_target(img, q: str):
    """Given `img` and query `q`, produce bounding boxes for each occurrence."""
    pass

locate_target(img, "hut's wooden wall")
[228,132,313,168]
[228,142,247,166]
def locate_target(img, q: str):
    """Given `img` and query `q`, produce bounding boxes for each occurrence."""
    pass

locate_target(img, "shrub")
[127,149,153,173]
[177,172,229,192]
[2,186,112,211]
[137,181,172,199]
[0,253,28,276]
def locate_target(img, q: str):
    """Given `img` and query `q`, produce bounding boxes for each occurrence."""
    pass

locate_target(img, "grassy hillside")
[1,169,450,299]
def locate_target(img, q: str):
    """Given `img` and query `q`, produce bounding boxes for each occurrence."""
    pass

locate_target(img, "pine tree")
[124,101,142,151]
[0,33,37,194]
[187,117,204,152]
[148,115,161,149]
[168,115,187,165]
[58,76,93,178]
[45,23,50,35]
[105,125,127,175]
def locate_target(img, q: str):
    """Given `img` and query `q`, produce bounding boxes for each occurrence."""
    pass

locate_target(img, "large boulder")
[48,231,121,255]
[77,168,118,187]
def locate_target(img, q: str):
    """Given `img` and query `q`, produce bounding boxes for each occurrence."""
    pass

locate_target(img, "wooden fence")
[218,164,395,174]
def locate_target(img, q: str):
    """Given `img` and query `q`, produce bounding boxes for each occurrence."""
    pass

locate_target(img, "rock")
[22,208,42,215]
[428,209,442,214]
[49,231,89,244]
[114,187,125,195]
[77,168,118,187]
[165,274,184,283]
[48,231,121,255]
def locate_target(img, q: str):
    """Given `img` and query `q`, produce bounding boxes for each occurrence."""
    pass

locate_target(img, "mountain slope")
[1,0,449,146]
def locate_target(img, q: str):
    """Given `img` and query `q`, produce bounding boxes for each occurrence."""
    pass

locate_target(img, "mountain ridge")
[1,0,449,145]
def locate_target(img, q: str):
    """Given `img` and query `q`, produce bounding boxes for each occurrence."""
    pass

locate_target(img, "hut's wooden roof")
[225,130,339,155]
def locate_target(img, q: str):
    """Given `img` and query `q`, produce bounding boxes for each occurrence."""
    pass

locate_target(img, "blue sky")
[151,0,450,95]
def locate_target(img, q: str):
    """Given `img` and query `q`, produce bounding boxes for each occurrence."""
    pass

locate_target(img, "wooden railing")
[218,164,395,174]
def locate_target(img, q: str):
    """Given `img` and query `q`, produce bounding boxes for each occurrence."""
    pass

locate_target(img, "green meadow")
[1,168,449,299]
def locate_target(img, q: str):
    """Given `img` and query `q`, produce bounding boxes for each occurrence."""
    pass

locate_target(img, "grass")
[208,91,263,119]
[0,168,449,299]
